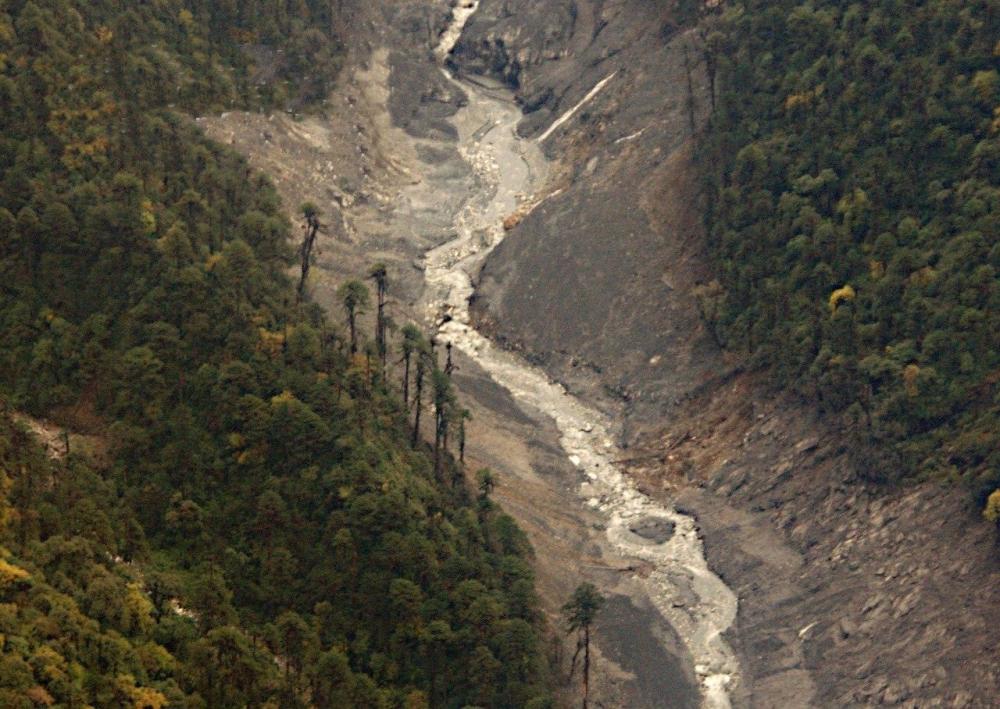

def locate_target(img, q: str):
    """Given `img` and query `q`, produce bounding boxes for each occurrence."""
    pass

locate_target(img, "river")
[407,2,743,706]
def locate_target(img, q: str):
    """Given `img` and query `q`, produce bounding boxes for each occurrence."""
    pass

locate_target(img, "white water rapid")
[422,3,742,706]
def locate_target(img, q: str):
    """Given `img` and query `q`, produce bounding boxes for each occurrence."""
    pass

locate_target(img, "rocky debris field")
[624,372,1000,707]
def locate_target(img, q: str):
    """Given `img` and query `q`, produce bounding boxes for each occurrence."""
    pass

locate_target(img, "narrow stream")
[419,3,742,706]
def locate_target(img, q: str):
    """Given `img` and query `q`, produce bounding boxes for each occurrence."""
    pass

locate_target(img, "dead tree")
[411,351,427,449]
[297,203,322,302]
[369,263,389,376]
[682,43,698,135]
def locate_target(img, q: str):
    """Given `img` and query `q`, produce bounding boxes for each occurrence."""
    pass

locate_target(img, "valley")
[202,0,1000,706]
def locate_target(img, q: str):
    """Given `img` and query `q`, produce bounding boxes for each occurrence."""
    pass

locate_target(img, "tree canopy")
[690,0,1000,511]
[0,1,553,705]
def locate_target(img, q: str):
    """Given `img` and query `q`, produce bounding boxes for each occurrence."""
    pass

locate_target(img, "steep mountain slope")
[463,0,725,431]
[450,0,1000,706]
[200,2,733,705]
[696,0,1000,504]
[0,2,553,706]
[85,0,999,705]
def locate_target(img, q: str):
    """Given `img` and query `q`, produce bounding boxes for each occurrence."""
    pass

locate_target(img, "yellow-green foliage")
[0,557,29,589]
[698,0,1000,498]
[0,1,553,705]
[828,284,856,312]
[985,490,1000,523]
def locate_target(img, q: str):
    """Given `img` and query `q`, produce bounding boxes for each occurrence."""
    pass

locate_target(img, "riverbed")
[409,3,743,707]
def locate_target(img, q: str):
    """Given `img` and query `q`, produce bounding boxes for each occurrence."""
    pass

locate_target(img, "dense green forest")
[0,1,552,706]
[691,0,1000,511]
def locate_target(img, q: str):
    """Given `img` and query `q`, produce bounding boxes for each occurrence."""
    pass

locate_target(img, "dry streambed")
[415,3,743,706]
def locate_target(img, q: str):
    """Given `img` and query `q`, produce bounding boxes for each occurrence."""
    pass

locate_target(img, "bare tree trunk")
[682,42,697,135]
[297,216,320,302]
[583,625,591,709]
[402,353,411,407]
[442,417,451,483]
[706,51,717,113]
[568,635,583,681]
[434,405,443,476]
[377,289,386,375]
[411,360,424,448]
[566,633,583,682]
[699,28,717,114]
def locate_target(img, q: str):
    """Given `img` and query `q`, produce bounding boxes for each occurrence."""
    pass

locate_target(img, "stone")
[838,618,858,639]
[794,436,819,455]
[862,593,885,614]
[894,590,921,618]
[882,680,909,704]
[868,675,890,696]
[629,517,676,544]
[855,657,877,679]
[952,691,973,708]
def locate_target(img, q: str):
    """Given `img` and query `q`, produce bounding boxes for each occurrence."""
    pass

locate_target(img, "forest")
[0,1,552,706]
[691,0,1000,513]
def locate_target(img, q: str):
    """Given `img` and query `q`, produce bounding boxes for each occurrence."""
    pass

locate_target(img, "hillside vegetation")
[0,1,551,706]
[693,0,1000,510]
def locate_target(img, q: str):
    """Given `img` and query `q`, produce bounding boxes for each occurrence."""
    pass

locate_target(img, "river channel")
[402,3,742,706]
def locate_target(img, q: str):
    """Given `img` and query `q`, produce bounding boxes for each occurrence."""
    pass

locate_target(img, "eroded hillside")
[193,0,998,706]
[450,0,1000,706]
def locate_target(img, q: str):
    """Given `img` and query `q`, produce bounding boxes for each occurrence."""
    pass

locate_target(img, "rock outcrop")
[449,0,577,90]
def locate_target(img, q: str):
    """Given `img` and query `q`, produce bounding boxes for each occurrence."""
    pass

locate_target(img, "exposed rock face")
[382,3,469,140]
[627,379,1000,708]
[452,1,1000,707]
[200,1,475,310]
[449,0,577,89]
[459,0,722,429]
